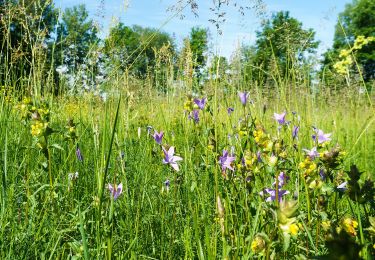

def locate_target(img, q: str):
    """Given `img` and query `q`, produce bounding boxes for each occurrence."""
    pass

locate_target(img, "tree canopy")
[322,0,375,82]
[104,23,175,77]
[251,11,319,85]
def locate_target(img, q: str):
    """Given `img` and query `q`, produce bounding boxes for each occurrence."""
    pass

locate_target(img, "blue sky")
[54,0,352,59]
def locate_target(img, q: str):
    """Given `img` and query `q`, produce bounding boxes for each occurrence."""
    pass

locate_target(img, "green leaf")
[50,143,64,151]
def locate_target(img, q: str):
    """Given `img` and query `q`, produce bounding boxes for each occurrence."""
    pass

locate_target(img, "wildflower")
[68,171,79,181]
[193,97,207,110]
[189,110,200,124]
[152,130,164,145]
[260,188,290,202]
[251,235,266,253]
[292,126,299,139]
[76,146,84,162]
[273,172,289,187]
[146,125,153,135]
[56,65,68,75]
[108,183,123,200]
[183,98,194,112]
[302,147,319,160]
[312,129,331,144]
[162,179,170,192]
[227,107,234,115]
[256,151,262,162]
[299,157,317,175]
[278,200,299,237]
[31,121,48,137]
[321,220,331,231]
[219,150,236,172]
[339,49,351,58]
[238,91,249,106]
[162,146,183,171]
[337,181,347,192]
[274,112,287,125]
[288,223,299,235]
[266,154,278,168]
[261,172,290,202]
[341,217,358,236]
[319,169,326,181]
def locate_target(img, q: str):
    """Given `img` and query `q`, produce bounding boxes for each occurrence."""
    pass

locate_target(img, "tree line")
[0,0,373,94]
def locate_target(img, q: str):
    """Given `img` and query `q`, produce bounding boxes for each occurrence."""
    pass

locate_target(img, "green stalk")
[303,175,311,223]
[1,131,7,210]
[356,198,366,259]
[79,206,89,260]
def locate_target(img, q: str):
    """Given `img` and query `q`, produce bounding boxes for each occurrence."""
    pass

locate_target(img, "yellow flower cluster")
[251,236,266,253]
[341,217,358,236]
[253,127,272,151]
[0,85,13,103]
[64,119,78,142]
[183,98,195,112]
[321,220,331,231]
[278,200,299,237]
[31,121,49,137]
[299,157,317,175]
[333,35,375,75]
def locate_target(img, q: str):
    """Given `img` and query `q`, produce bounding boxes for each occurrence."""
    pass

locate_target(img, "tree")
[0,0,58,89]
[322,0,375,83]
[104,23,175,77]
[55,4,99,72]
[252,11,319,85]
[189,27,208,77]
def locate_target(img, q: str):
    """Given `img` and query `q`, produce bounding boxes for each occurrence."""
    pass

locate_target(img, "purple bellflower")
[292,126,300,139]
[312,128,332,144]
[319,169,326,181]
[194,97,207,110]
[162,146,183,171]
[260,172,290,202]
[238,92,249,106]
[303,147,319,160]
[272,172,289,188]
[260,188,290,202]
[227,107,234,115]
[219,150,236,171]
[152,130,164,145]
[76,146,83,162]
[163,179,170,192]
[274,112,287,125]
[189,110,200,124]
[108,183,123,200]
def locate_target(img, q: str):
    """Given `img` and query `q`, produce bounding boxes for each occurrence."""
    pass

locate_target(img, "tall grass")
[0,1,374,259]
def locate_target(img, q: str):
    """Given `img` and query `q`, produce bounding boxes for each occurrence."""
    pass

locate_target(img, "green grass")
[0,81,374,259]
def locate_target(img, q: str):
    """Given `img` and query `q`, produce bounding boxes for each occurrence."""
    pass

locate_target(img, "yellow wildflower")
[31,122,48,137]
[321,221,331,231]
[342,217,358,236]
[251,236,266,253]
[299,158,317,175]
[289,223,299,235]
[339,49,351,58]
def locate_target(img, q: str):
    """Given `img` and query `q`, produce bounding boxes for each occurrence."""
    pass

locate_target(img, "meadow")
[1,75,374,259]
[1,0,375,259]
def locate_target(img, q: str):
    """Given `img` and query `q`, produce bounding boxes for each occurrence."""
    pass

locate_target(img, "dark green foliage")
[189,27,208,76]
[250,11,319,85]
[0,0,58,89]
[322,0,375,83]
[104,23,175,77]
[55,4,99,72]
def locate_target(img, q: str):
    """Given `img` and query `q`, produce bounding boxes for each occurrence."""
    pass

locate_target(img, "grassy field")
[0,76,374,259]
